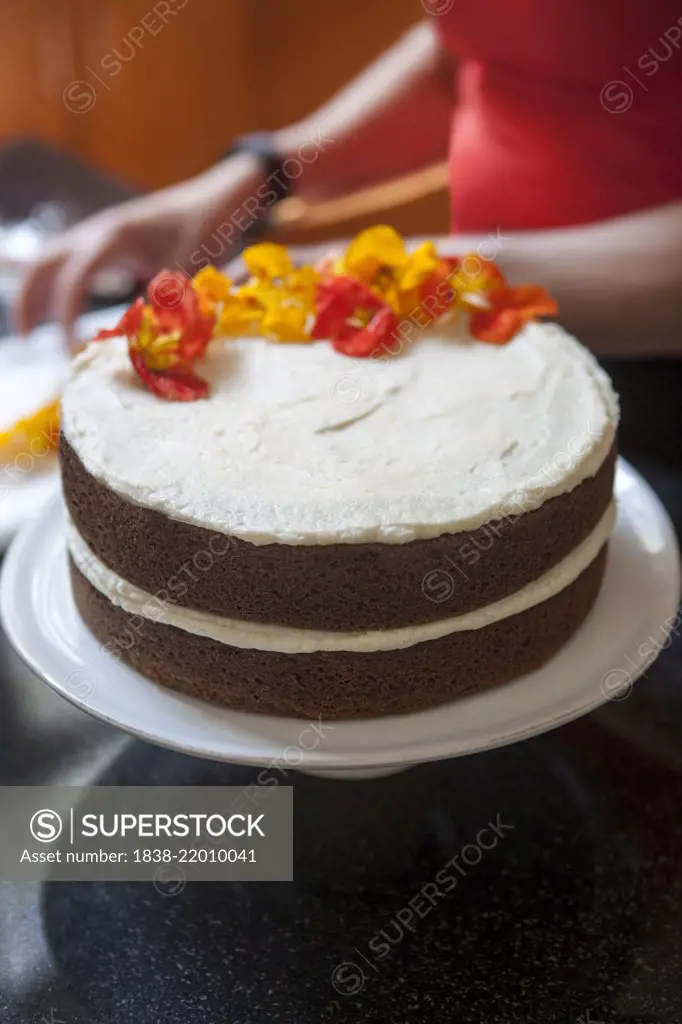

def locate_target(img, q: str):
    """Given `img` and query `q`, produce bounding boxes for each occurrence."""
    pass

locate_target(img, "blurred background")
[0,0,446,261]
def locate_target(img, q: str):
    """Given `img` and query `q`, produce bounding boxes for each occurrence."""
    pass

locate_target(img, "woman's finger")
[52,229,130,344]
[14,249,67,334]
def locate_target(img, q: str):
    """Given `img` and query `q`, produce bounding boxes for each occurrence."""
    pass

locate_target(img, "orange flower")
[94,297,146,341]
[0,400,60,462]
[412,256,459,326]
[312,276,398,357]
[94,271,215,401]
[129,350,209,401]
[469,285,558,344]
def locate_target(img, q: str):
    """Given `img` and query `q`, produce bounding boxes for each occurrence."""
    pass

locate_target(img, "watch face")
[226,132,292,202]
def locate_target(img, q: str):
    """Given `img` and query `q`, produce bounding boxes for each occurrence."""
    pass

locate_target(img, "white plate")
[1,460,680,771]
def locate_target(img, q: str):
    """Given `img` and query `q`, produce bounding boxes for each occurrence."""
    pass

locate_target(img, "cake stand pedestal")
[1,459,679,778]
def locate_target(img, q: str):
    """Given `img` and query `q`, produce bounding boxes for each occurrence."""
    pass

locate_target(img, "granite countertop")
[0,353,680,1022]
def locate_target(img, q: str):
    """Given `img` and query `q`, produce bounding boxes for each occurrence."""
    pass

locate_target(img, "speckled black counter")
[0,357,681,1024]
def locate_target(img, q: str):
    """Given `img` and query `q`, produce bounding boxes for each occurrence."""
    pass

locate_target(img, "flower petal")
[399,241,440,292]
[312,276,383,339]
[129,350,209,401]
[217,294,264,336]
[192,266,232,303]
[469,307,525,344]
[261,299,310,343]
[469,283,558,343]
[242,242,294,280]
[342,225,407,282]
[94,298,146,340]
[503,285,558,316]
[332,307,399,358]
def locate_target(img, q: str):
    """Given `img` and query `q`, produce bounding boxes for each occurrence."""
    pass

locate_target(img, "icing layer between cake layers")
[67,503,614,653]
[69,548,608,718]
[60,321,618,546]
[60,435,616,632]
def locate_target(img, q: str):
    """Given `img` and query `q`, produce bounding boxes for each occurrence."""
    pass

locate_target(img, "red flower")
[313,277,383,335]
[469,285,558,344]
[129,350,210,402]
[148,270,214,362]
[416,257,460,325]
[93,272,216,401]
[94,298,145,341]
[312,276,397,357]
[331,307,400,357]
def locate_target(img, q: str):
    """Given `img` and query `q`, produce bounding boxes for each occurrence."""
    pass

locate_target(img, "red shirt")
[434,2,682,231]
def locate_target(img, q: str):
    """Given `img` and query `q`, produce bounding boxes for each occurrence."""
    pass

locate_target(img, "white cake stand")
[1,459,680,779]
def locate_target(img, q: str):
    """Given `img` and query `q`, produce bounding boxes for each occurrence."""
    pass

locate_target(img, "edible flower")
[94,271,215,401]
[0,399,60,462]
[192,266,232,311]
[242,242,294,281]
[7,227,558,461]
[223,243,319,342]
[469,284,558,344]
[449,255,505,311]
[337,226,445,319]
[312,276,399,356]
[79,227,559,403]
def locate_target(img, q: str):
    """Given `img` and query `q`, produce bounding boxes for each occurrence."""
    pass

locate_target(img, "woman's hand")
[15,152,262,342]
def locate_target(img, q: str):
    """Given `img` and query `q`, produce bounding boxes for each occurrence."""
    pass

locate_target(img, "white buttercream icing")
[61,321,618,545]
[67,503,614,654]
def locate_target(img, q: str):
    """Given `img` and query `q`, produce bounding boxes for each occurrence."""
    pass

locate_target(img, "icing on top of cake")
[61,321,618,546]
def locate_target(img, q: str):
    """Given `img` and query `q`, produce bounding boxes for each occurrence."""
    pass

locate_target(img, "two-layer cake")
[61,282,618,718]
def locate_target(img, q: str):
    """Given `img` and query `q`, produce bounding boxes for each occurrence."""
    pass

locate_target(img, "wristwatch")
[220,132,293,243]
[223,131,293,195]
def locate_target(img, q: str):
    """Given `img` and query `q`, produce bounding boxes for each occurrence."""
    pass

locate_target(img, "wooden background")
[0,0,449,236]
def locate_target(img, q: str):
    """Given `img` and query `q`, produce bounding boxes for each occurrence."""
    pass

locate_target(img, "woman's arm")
[437,201,682,358]
[17,20,453,337]
[273,20,454,198]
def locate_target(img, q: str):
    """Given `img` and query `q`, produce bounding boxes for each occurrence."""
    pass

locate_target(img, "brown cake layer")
[69,545,607,720]
[61,437,615,632]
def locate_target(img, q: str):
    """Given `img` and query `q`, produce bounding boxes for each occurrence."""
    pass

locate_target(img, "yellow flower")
[287,265,319,304]
[216,261,318,344]
[242,242,293,280]
[126,307,175,370]
[381,282,422,319]
[339,230,440,318]
[0,400,60,461]
[261,298,310,342]
[398,241,440,291]
[242,280,313,343]
[217,293,264,336]
[342,225,407,282]
[192,266,232,303]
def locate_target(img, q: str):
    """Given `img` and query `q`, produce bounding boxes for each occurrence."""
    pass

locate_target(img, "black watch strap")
[222,132,292,204]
